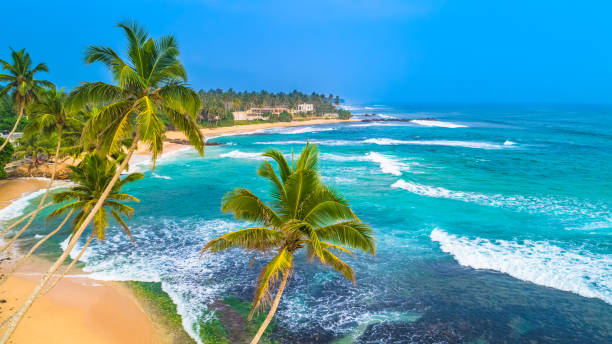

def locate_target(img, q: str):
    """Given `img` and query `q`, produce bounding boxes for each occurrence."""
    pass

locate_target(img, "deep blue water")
[3,104,611,343]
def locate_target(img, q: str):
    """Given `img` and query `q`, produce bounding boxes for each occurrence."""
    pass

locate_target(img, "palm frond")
[249,248,293,319]
[316,221,375,256]
[221,188,282,228]
[202,227,283,253]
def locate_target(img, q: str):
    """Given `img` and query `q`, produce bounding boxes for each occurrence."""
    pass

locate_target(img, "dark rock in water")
[205,141,224,146]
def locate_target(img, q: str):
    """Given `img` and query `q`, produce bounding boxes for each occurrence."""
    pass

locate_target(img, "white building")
[296,103,314,113]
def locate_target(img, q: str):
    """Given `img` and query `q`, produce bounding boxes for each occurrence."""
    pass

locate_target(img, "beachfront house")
[295,103,314,114]
[233,106,289,121]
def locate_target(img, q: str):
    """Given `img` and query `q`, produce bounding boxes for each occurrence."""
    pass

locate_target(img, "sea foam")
[430,228,612,305]
[219,150,266,160]
[391,179,610,220]
[321,152,413,176]
[410,120,467,128]
[256,138,510,150]
[0,179,73,222]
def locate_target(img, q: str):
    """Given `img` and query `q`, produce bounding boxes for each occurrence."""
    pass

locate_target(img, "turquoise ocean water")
[2,105,611,343]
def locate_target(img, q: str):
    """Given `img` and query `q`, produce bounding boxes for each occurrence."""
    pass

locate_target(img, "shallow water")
[4,104,612,343]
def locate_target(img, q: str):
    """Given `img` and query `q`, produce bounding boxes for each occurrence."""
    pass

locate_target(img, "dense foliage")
[198,88,348,127]
[0,137,13,178]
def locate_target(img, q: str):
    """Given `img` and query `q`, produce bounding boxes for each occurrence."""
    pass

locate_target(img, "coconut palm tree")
[0,88,80,253]
[202,144,375,344]
[42,153,143,292]
[0,48,52,151]
[0,21,204,342]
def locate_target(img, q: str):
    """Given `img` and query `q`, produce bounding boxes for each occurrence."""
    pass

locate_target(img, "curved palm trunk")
[250,269,291,344]
[42,231,94,296]
[0,103,24,152]
[0,202,53,237]
[0,210,73,286]
[0,126,63,253]
[0,137,139,343]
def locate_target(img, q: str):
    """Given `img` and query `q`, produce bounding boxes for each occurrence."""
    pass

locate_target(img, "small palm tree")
[0,48,52,151]
[203,144,375,344]
[40,153,143,292]
[49,153,142,241]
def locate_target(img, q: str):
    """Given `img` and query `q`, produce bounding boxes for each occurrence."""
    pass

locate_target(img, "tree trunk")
[0,103,24,152]
[249,269,291,344]
[0,202,53,238]
[0,137,139,343]
[0,210,73,286]
[0,126,63,253]
[42,231,94,295]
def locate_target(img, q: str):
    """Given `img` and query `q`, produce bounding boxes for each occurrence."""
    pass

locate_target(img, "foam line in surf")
[430,228,612,305]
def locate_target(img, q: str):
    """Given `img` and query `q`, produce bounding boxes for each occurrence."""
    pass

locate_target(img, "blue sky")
[3,1,611,104]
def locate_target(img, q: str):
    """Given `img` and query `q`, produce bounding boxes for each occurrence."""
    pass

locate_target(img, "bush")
[0,138,14,178]
[278,111,292,122]
[338,109,352,119]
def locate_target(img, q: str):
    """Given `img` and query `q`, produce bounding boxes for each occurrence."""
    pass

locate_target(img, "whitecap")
[411,119,467,128]
[391,179,610,219]
[152,173,172,180]
[219,150,266,160]
[365,138,505,149]
[430,228,612,305]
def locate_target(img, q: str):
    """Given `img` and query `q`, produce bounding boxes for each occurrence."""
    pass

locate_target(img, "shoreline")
[0,118,358,343]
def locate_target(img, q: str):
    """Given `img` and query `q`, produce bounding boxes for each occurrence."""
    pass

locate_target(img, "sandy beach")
[0,118,357,343]
[0,178,163,343]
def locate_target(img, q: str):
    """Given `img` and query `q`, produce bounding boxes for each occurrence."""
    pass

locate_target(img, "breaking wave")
[391,180,611,220]
[255,139,510,150]
[219,150,266,160]
[321,152,413,176]
[410,119,467,128]
[430,228,612,305]
[0,179,73,222]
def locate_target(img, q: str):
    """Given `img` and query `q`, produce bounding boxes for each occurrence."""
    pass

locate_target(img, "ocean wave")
[62,218,247,344]
[349,122,412,128]
[321,152,414,176]
[0,180,73,222]
[430,228,612,305]
[365,152,410,176]
[219,150,266,160]
[410,119,467,128]
[364,138,505,149]
[152,173,173,180]
[256,139,510,150]
[255,139,354,146]
[391,180,610,220]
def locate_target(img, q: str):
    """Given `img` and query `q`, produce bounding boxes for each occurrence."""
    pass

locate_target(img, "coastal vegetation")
[198,88,350,128]
[202,144,375,344]
[0,48,52,152]
[0,21,360,344]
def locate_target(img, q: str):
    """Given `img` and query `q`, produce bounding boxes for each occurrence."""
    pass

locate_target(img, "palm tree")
[42,153,142,292]
[0,88,79,253]
[0,21,204,342]
[202,144,375,344]
[0,48,52,151]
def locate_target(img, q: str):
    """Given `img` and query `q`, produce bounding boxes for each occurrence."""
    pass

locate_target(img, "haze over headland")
[3,0,612,104]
